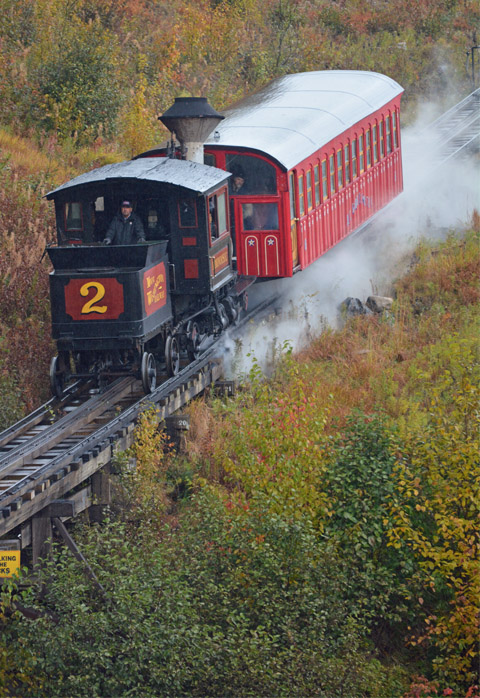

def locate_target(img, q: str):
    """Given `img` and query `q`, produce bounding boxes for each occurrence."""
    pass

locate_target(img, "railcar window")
[289,172,296,219]
[344,145,350,184]
[242,202,279,231]
[386,116,392,154]
[226,153,277,195]
[372,125,378,163]
[204,153,216,167]
[352,140,357,178]
[329,154,335,194]
[392,112,398,148]
[337,150,343,189]
[306,170,313,210]
[359,135,364,173]
[314,165,320,206]
[178,199,198,228]
[65,202,83,231]
[298,175,305,216]
[366,129,372,168]
[379,120,385,158]
[321,160,328,200]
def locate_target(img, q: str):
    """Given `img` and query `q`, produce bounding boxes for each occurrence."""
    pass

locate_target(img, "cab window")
[141,199,169,239]
[65,202,83,231]
[178,199,198,228]
[208,189,228,242]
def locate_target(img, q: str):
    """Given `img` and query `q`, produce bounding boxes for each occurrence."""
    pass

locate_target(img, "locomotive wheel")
[222,296,240,325]
[49,354,65,399]
[217,303,229,330]
[186,321,201,361]
[165,335,180,377]
[141,352,157,393]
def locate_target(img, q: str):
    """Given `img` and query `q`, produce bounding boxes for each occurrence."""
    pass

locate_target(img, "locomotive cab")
[46,158,249,395]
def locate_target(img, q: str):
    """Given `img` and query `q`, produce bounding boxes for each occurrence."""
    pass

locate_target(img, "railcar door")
[234,198,285,277]
[288,172,299,269]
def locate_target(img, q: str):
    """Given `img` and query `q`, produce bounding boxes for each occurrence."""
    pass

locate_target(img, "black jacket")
[105,213,145,245]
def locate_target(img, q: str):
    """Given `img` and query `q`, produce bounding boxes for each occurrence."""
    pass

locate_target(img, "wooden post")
[31,514,52,566]
[165,414,190,451]
[90,464,111,523]
[52,518,106,598]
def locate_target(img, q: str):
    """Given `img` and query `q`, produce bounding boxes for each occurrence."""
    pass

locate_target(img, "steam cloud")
[222,95,480,378]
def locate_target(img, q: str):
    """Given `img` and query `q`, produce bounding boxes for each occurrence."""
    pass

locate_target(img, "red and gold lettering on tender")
[143,262,167,315]
[211,246,229,276]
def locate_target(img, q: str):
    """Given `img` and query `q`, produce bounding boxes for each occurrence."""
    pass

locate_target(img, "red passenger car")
[201,70,403,278]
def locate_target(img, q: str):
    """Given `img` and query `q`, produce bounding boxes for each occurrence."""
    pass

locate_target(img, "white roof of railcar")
[205,70,403,170]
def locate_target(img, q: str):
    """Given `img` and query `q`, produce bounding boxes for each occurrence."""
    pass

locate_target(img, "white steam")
[221,95,480,378]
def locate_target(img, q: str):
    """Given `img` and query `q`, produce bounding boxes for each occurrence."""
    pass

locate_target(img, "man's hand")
[103,238,111,245]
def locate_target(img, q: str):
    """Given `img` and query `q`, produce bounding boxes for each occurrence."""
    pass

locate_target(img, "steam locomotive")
[46,70,404,396]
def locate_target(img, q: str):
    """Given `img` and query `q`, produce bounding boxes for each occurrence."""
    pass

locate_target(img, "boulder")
[340,297,372,317]
[366,295,394,313]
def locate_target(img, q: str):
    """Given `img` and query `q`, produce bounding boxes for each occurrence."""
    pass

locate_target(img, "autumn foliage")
[182,232,480,694]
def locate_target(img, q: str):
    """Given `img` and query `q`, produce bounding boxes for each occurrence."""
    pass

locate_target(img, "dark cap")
[121,200,132,207]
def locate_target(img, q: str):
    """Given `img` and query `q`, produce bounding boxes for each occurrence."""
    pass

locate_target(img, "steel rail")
[0,378,137,480]
[0,355,226,536]
[0,380,89,449]
[0,292,281,523]
[427,88,480,165]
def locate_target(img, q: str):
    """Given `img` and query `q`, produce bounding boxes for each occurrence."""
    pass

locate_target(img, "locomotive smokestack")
[159,97,224,163]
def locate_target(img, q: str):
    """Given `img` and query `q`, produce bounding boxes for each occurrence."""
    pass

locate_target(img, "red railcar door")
[234,198,285,277]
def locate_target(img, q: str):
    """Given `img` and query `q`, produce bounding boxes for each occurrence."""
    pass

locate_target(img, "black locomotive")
[46,99,251,396]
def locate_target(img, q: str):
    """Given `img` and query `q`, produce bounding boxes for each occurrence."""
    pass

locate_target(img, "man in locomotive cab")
[103,200,146,245]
